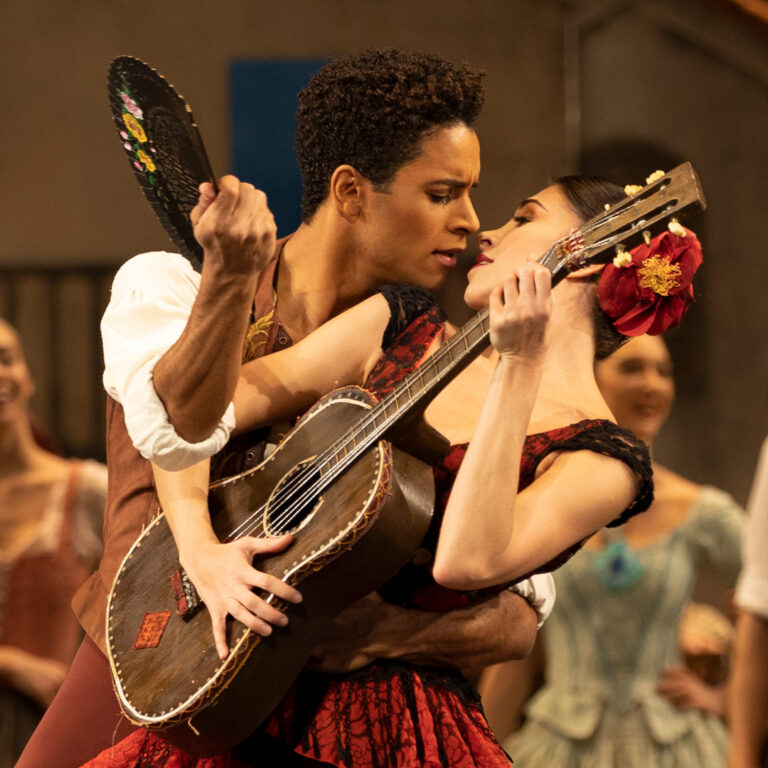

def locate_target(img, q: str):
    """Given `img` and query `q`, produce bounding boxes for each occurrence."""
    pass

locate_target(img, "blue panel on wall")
[230,59,326,237]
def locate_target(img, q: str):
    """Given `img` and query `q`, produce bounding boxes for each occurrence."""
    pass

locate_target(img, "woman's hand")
[489,263,552,363]
[0,646,67,708]
[657,665,726,717]
[180,533,302,660]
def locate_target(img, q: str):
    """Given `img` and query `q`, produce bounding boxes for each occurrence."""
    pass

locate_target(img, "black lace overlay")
[540,420,654,529]
[265,662,508,768]
[515,419,654,577]
[377,284,438,350]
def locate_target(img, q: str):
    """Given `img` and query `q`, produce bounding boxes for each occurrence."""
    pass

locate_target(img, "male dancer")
[18,49,551,768]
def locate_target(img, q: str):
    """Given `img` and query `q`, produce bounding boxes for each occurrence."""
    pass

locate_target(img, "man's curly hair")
[296,48,485,223]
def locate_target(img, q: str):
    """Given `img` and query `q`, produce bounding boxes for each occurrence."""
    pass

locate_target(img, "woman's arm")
[433,265,636,589]
[232,293,391,435]
[477,640,545,741]
[153,461,302,660]
[436,434,636,589]
[0,646,67,708]
[657,666,727,717]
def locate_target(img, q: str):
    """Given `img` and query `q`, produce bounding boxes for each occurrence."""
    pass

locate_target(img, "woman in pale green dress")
[479,334,744,767]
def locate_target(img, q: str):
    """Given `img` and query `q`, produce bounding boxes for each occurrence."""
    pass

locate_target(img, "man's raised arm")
[152,175,276,442]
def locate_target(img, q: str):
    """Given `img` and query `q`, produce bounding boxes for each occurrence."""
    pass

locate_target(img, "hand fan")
[108,56,216,272]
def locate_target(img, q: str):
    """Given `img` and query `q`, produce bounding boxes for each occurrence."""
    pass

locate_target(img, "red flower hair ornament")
[597,225,703,336]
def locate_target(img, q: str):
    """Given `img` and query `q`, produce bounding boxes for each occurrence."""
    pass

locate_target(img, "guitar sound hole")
[264,460,323,536]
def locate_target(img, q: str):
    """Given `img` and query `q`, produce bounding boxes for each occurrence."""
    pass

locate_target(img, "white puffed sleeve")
[509,573,556,629]
[101,251,236,470]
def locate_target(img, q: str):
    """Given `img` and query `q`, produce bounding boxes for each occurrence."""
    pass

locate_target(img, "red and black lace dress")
[79,289,652,768]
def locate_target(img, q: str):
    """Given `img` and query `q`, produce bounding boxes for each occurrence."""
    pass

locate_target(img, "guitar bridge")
[171,568,203,620]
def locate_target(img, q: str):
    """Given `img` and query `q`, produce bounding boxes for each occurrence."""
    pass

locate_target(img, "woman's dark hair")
[554,175,628,360]
[295,48,485,223]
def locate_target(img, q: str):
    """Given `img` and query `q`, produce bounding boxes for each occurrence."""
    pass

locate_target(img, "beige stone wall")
[1,0,767,505]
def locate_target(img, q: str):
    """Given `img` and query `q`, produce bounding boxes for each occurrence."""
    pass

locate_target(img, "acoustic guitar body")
[106,386,434,756]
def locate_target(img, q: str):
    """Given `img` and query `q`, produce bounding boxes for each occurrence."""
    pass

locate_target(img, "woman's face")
[0,321,34,425]
[463,184,581,310]
[595,334,674,444]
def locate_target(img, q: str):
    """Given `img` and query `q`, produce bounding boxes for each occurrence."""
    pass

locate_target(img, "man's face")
[358,124,481,291]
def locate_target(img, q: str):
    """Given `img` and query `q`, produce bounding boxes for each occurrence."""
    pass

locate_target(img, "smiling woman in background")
[480,333,745,767]
[0,319,106,768]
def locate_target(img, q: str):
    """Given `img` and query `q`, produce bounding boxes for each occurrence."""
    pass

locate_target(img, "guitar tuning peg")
[668,218,687,237]
[643,231,652,246]
[613,247,632,268]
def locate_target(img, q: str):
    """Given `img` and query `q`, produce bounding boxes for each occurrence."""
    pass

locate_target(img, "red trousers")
[15,635,137,768]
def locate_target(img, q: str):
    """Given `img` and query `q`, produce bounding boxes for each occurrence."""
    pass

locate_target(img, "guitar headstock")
[543,162,706,284]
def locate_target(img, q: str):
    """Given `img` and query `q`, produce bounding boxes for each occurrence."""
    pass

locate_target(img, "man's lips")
[433,249,463,268]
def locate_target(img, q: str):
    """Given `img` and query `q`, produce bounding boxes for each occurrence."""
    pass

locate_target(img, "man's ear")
[329,164,365,219]
[566,262,605,281]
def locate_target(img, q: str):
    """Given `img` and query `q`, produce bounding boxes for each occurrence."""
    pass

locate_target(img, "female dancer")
[0,319,107,767]
[480,333,744,766]
[81,174,694,767]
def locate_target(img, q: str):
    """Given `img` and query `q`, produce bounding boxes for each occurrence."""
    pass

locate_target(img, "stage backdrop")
[230,58,326,236]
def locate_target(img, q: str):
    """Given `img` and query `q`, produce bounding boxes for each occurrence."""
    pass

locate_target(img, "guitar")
[106,162,706,756]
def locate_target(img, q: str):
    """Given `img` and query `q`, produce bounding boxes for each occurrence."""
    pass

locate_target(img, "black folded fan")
[108,56,216,272]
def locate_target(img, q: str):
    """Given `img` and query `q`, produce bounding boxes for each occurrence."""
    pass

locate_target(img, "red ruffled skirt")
[80,663,511,767]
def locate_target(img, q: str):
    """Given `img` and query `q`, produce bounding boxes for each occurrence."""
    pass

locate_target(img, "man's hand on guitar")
[181,533,302,660]
[191,174,277,279]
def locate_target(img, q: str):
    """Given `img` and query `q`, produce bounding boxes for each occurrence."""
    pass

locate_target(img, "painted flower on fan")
[120,91,144,121]
[137,149,156,173]
[597,226,703,336]
[122,112,147,144]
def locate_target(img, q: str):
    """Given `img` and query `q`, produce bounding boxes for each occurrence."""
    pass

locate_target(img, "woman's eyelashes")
[513,215,530,226]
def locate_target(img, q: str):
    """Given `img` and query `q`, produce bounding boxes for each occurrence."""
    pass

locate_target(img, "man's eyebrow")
[518,197,547,211]
[428,178,479,189]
